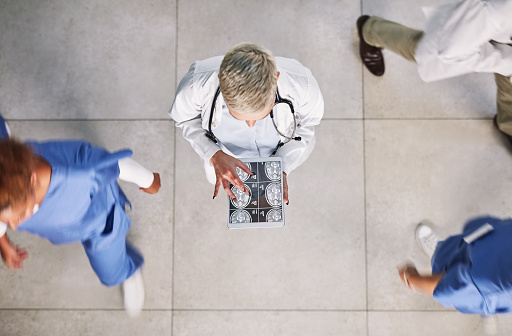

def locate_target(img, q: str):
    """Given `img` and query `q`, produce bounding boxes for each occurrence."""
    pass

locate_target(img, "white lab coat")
[415,0,512,82]
[169,56,324,182]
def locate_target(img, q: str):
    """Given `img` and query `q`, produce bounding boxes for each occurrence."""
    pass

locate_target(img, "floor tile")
[174,311,366,336]
[0,310,172,336]
[0,121,174,309]
[369,311,485,336]
[177,0,362,119]
[365,120,512,310]
[0,0,175,119]
[173,121,366,309]
[361,0,495,119]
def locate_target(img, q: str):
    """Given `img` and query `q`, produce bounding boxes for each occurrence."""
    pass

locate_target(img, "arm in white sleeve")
[425,0,506,66]
[169,62,222,163]
[118,158,154,188]
[0,222,7,237]
[277,68,324,175]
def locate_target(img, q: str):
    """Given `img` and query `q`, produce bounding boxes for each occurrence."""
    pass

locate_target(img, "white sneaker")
[122,269,145,317]
[415,222,440,258]
[482,315,498,335]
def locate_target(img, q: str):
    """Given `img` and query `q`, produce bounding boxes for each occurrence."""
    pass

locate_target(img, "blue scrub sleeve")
[0,115,9,138]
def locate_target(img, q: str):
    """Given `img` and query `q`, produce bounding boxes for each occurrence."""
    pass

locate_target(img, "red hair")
[0,138,35,211]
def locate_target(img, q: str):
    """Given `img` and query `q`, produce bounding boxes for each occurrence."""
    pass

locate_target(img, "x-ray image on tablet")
[228,157,284,228]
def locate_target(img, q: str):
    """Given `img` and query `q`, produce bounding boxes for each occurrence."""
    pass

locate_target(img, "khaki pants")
[363,16,512,136]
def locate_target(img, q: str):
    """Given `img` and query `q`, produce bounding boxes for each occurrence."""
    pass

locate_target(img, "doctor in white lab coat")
[169,43,324,202]
[357,0,512,135]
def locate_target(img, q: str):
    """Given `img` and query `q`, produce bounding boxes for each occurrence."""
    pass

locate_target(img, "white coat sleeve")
[0,222,7,237]
[169,63,222,164]
[276,68,324,175]
[429,0,506,67]
[118,158,155,188]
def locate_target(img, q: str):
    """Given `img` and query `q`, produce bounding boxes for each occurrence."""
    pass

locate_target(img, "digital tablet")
[227,157,285,229]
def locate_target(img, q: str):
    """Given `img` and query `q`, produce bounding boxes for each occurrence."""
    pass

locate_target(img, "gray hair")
[219,43,277,115]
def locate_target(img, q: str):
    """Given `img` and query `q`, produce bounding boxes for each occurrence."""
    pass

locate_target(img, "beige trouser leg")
[362,16,424,62]
[495,74,512,136]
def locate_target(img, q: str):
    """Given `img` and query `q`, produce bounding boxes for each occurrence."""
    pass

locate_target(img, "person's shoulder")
[276,57,320,94]
[24,140,90,167]
[27,140,111,162]
[193,56,223,74]
[179,56,222,95]
[26,139,89,152]
[275,57,310,77]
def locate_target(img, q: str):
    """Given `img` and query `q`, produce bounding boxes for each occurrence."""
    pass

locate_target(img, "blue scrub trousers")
[82,204,144,286]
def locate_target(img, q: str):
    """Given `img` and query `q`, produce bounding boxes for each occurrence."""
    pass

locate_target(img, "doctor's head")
[0,139,37,230]
[219,43,278,120]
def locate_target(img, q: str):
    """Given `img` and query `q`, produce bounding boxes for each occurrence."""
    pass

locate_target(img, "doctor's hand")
[210,150,252,200]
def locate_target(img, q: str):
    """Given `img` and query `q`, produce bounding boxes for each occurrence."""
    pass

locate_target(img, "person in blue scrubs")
[399,216,512,333]
[0,115,160,317]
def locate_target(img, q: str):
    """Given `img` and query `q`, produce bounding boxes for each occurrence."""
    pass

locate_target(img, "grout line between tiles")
[359,1,369,335]
[171,1,180,335]
[172,309,459,313]
[318,117,495,121]
[0,308,459,313]
[4,118,172,122]
[363,103,370,335]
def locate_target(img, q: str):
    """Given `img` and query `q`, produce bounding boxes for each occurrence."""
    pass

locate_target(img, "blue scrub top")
[17,140,132,245]
[432,216,512,315]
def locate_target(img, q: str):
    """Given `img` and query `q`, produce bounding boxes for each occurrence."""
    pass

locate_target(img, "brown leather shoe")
[357,15,385,76]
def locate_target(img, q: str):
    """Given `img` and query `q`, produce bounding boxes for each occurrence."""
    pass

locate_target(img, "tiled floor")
[1,0,511,335]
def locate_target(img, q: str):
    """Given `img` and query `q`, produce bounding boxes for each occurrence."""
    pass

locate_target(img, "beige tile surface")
[173,121,366,310]
[365,120,512,310]
[173,311,367,336]
[0,121,174,309]
[370,312,512,336]
[0,310,172,336]
[0,0,175,120]
[177,0,362,119]
[368,312,485,336]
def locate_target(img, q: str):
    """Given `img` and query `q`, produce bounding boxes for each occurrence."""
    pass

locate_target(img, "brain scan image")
[264,161,281,181]
[266,209,282,222]
[265,182,282,207]
[231,184,251,208]
[230,210,251,223]
[236,162,251,182]
[228,159,285,227]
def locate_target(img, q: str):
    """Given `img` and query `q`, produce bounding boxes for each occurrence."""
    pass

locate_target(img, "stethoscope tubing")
[205,86,301,155]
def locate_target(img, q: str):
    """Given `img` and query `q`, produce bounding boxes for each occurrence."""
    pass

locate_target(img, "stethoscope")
[205,86,302,156]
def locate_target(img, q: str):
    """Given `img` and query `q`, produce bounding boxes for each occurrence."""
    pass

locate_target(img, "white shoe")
[482,315,498,335]
[415,222,440,258]
[122,269,145,317]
